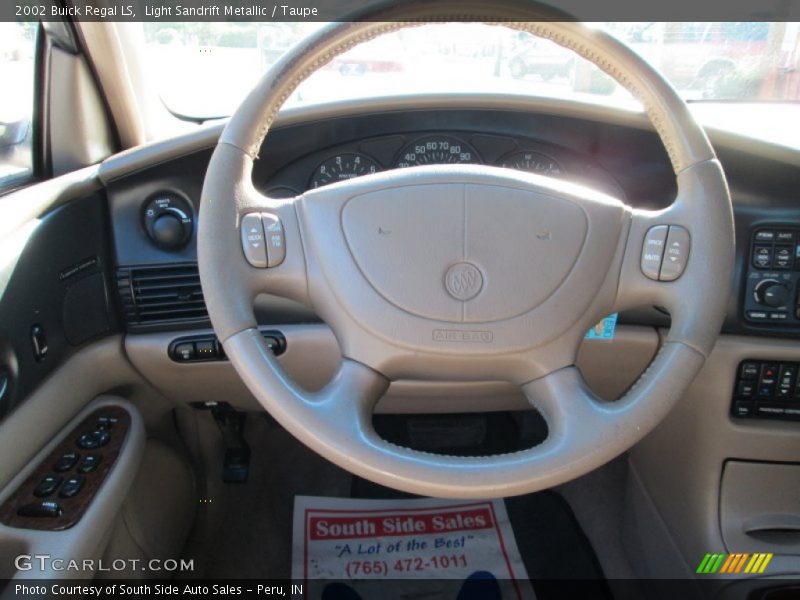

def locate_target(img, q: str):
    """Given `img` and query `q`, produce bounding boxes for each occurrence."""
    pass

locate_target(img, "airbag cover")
[341,183,587,323]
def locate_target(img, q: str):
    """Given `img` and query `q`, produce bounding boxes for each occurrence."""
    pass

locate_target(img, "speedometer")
[498,151,563,176]
[395,135,480,168]
[309,153,380,189]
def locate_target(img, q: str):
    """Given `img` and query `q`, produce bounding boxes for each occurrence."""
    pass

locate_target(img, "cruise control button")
[262,213,286,267]
[660,226,691,281]
[33,475,63,498]
[641,225,668,280]
[240,213,268,268]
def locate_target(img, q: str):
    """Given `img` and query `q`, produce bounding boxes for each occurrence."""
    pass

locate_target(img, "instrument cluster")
[259,131,622,199]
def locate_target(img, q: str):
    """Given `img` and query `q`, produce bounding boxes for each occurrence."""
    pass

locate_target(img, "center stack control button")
[775,246,793,269]
[754,279,790,308]
[740,362,760,380]
[755,230,775,242]
[641,225,668,280]
[240,213,268,268]
[753,245,772,269]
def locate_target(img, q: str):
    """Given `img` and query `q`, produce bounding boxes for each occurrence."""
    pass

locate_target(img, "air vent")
[117,264,208,329]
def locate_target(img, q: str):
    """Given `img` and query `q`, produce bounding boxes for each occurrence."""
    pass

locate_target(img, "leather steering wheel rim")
[198,0,734,498]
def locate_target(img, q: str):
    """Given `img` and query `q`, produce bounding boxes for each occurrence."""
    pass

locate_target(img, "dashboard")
[101,97,800,343]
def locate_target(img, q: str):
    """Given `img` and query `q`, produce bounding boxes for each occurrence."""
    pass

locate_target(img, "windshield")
[141,22,800,120]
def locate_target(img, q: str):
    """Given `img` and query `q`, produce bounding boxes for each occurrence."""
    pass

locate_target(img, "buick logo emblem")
[445,262,483,301]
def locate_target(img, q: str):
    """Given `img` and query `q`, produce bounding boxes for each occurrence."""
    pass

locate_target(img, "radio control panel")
[743,226,800,326]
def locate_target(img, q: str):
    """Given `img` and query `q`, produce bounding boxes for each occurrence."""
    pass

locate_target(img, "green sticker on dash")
[585,313,618,340]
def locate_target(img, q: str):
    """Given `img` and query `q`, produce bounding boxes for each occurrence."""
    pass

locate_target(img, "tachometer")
[309,153,380,189]
[498,151,563,176]
[395,135,480,167]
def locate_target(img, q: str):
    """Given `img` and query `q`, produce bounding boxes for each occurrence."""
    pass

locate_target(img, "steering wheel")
[198,0,734,498]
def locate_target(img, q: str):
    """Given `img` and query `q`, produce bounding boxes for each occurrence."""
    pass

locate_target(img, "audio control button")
[641,225,668,280]
[261,214,286,267]
[775,246,793,269]
[752,245,772,269]
[754,279,789,308]
[240,213,268,268]
[659,226,690,281]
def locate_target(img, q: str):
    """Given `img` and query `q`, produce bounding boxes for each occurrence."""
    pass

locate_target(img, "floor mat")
[292,495,535,599]
[352,478,613,600]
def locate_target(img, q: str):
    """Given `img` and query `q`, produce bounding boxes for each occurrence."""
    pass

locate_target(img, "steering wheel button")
[240,213,268,268]
[659,226,690,281]
[262,213,286,267]
[641,225,668,280]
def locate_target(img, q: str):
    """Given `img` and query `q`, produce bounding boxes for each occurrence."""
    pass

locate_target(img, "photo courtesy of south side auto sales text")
[14,583,303,597]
